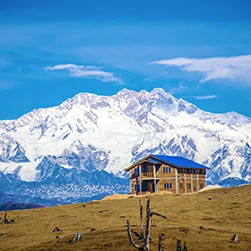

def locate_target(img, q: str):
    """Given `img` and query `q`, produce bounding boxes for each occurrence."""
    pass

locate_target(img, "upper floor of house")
[124,154,209,180]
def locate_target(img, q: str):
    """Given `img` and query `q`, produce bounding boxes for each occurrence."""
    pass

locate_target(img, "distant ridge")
[0,88,251,205]
[0,202,44,211]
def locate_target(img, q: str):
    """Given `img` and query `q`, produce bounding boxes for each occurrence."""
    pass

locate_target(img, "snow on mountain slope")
[0,88,251,190]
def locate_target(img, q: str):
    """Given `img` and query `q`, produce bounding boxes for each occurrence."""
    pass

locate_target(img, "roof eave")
[124,154,152,171]
[124,154,210,171]
[150,154,209,169]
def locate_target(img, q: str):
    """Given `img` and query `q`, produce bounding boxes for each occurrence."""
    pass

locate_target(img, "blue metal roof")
[145,157,162,164]
[150,154,209,169]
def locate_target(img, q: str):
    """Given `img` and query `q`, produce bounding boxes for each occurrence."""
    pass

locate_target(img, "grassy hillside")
[0,185,251,251]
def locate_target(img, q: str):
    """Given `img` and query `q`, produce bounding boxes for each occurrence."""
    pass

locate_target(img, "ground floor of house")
[130,176,206,194]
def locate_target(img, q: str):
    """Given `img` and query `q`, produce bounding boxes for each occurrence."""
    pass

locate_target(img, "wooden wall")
[128,163,207,194]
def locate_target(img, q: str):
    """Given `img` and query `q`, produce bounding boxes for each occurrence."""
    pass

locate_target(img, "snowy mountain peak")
[0,88,251,204]
[115,87,174,100]
[150,87,173,98]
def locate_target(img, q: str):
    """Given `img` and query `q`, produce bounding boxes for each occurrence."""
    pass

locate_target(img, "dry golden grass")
[0,185,251,251]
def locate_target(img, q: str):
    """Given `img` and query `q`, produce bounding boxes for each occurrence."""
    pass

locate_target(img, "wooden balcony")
[141,172,154,178]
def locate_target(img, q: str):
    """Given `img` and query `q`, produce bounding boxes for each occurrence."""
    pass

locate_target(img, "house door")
[148,182,154,193]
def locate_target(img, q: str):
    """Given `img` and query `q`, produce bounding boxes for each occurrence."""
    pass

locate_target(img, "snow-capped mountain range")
[0,88,251,205]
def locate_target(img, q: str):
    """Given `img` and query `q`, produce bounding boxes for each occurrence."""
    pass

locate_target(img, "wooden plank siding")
[128,163,207,194]
[158,178,176,194]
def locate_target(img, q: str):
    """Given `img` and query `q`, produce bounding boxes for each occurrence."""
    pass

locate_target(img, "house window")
[178,168,183,173]
[164,182,172,190]
[199,183,204,189]
[163,166,171,173]
[193,169,198,174]
[194,186,197,191]
[134,167,139,176]
[187,183,191,189]
[185,169,192,174]
[142,163,148,172]
[179,183,184,189]
[199,169,206,175]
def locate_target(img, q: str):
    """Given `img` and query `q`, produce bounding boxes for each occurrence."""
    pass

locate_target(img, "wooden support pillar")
[134,177,139,195]
[191,174,193,193]
[175,168,179,194]
[184,173,187,193]
[197,173,199,192]
[131,179,133,194]
[139,164,142,195]
[153,165,157,192]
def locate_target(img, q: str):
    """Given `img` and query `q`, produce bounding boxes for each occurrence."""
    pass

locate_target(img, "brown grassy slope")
[0,185,251,251]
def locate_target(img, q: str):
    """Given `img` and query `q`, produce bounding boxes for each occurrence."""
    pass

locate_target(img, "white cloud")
[193,95,218,100]
[150,55,251,84]
[45,64,122,84]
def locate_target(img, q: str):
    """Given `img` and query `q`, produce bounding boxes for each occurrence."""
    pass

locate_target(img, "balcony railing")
[141,172,154,178]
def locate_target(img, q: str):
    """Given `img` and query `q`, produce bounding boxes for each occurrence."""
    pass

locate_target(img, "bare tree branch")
[126,198,169,251]
[139,199,145,240]
[158,235,164,251]
[131,230,141,238]
[0,211,9,225]
[145,199,151,251]
[150,210,167,219]
[183,241,188,251]
[127,220,142,249]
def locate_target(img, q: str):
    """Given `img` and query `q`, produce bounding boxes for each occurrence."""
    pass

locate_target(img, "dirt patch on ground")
[101,194,133,201]
[152,191,173,196]
[102,191,174,201]
[199,185,222,192]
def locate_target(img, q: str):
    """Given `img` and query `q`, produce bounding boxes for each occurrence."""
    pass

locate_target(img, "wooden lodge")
[124,154,209,195]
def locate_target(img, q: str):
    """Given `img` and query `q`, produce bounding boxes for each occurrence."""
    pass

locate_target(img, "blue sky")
[0,0,251,119]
